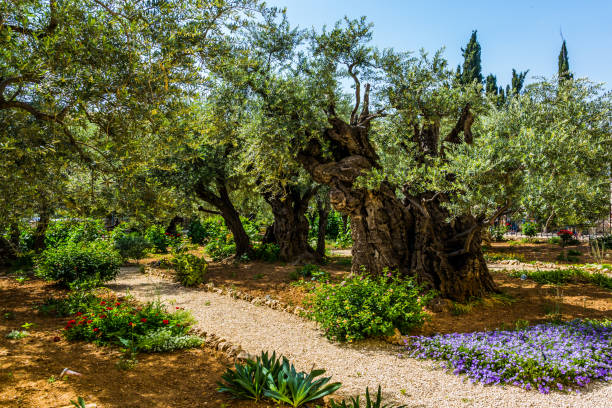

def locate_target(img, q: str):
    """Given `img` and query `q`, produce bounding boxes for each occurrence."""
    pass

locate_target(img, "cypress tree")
[510,69,529,95]
[558,40,573,81]
[460,30,483,85]
[485,74,498,95]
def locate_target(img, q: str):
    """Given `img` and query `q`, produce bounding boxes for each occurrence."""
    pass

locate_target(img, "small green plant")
[295,264,330,282]
[450,298,483,316]
[15,276,29,284]
[329,386,407,408]
[171,253,208,286]
[253,243,281,262]
[70,396,88,408]
[6,330,29,339]
[144,225,170,253]
[514,319,529,330]
[21,322,34,330]
[483,252,526,263]
[47,375,57,384]
[253,273,264,280]
[589,239,606,263]
[548,236,562,245]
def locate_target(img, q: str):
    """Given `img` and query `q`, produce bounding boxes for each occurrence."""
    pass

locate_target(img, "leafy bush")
[406,319,612,393]
[557,229,579,246]
[253,243,280,262]
[521,222,538,237]
[567,249,582,257]
[168,234,191,255]
[548,236,562,245]
[113,232,151,261]
[38,281,103,317]
[330,386,407,408]
[483,252,526,263]
[171,253,208,286]
[63,297,195,350]
[205,234,236,261]
[36,241,121,286]
[308,272,432,342]
[45,219,106,248]
[489,224,508,241]
[218,351,340,406]
[187,220,207,245]
[144,225,170,253]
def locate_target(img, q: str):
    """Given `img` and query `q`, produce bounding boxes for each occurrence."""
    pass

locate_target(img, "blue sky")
[266,0,612,88]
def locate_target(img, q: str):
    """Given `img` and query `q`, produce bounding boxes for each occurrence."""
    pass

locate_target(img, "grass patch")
[484,252,526,263]
[510,268,612,289]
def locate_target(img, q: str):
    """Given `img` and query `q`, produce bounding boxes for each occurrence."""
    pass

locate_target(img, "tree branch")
[197,206,221,215]
[348,63,361,125]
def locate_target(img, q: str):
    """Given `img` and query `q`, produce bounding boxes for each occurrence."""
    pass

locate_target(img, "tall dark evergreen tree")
[558,40,573,81]
[510,68,529,94]
[460,30,483,85]
[485,74,498,95]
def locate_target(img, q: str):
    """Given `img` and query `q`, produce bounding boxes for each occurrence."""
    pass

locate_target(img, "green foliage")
[45,219,106,248]
[187,220,207,245]
[205,236,236,261]
[38,281,101,317]
[459,30,483,85]
[70,397,87,408]
[295,264,330,282]
[112,232,151,262]
[558,40,573,82]
[309,272,432,342]
[136,328,203,352]
[548,236,562,245]
[144,225,170,253]
[253,243,280,262]
[218,351,340,406]
[264,360,342,407]
[171,253,208,286]
[521,222,538,238]
[6,330,29,339]
[63,297,196,350]
[330,386,407,408]
[510,268,612,289]
[483,252,526,263]
[489,224,508,241]
[35,241,121,286]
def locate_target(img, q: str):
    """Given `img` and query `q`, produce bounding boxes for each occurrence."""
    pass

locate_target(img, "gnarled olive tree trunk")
[297,87,496,301]
[263,186,319,264]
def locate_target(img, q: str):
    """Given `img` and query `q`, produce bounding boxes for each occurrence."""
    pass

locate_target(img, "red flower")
[64,325,71,330]
[76,312,83,316]
[115,302,121,306]
[99,314,106,319]
[93,327,99,332]
[162,320,169,325]
[176,324,181,327]
[87,320,93,324]
[81,316,87,320]
[176,307,180,309]
[100,301,106,305]
[106,307,113,311]
[128,322,134,326]
[140,318,147,323]
[68,319,76,324]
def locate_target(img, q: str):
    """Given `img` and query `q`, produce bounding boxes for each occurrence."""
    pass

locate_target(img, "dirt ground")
[0,276,276,408]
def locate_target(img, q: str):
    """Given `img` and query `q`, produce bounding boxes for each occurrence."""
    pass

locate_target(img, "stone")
[384,328,404,345]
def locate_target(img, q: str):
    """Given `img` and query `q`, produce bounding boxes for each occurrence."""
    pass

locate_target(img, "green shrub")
[187,220,207,245]
[45,219,106,248]
[113,232,151,261]
[36,241,121,286]
[521,222,538,238]
[308,272,432,342]
[510,268,612,289]
[169,234,191,255]
[567,249,582,257]
[548,236,562,245]
[171,253,207,286]
[490,224,508,241]
[483,252,526,262]
[38,281,102,317]
[144,225,170,253]
[205,235,236,261]
[253,243,280,262]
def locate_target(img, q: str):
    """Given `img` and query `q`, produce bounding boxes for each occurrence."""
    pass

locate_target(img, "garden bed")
[0,274,274,407]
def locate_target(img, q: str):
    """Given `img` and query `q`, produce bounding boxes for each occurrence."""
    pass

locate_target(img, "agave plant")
[329,386,407,408]
[264,360,342,407]
[217,351,285,401]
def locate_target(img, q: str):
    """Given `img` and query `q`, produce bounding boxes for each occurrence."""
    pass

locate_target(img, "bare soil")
[0,275,274,408]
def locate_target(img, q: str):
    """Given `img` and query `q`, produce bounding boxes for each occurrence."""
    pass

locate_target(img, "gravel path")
[108,267,612,407]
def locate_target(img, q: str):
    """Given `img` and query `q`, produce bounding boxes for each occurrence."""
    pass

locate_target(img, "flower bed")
[406,320,612,393]
[63,297,201,352]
